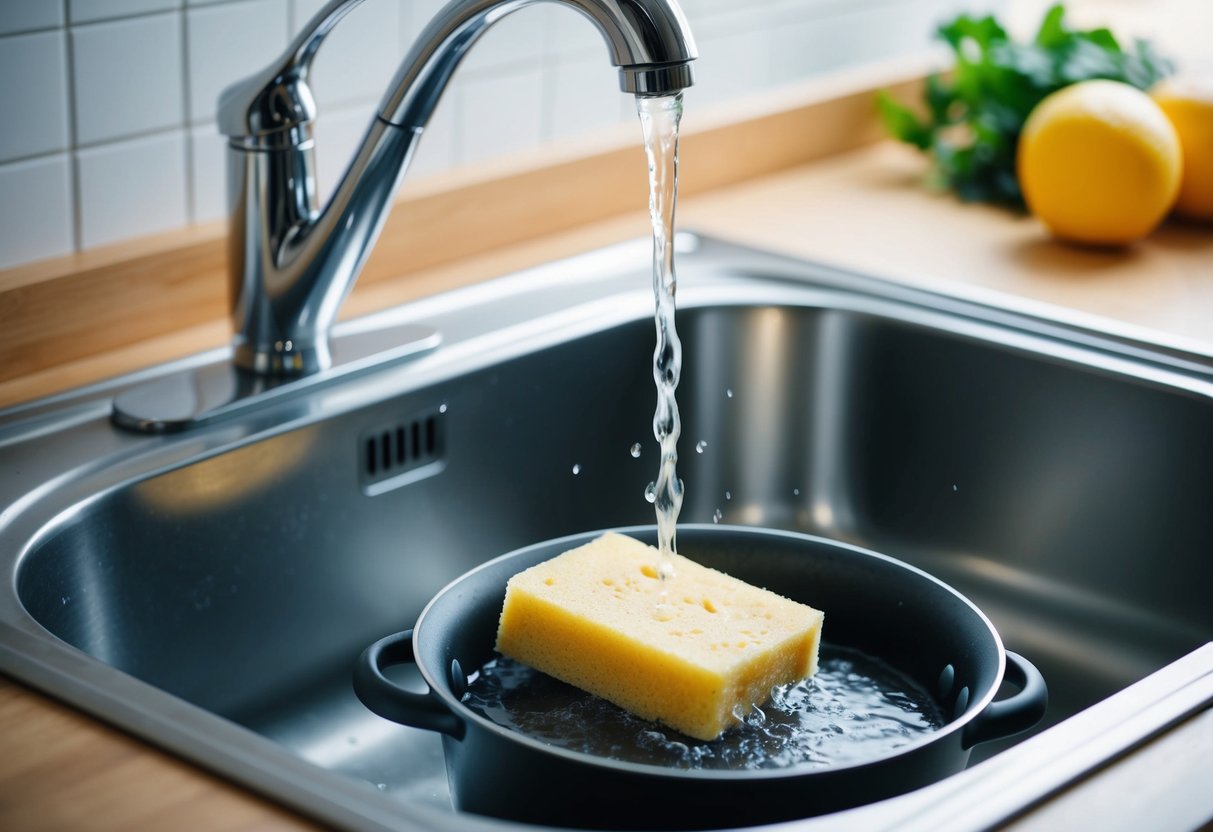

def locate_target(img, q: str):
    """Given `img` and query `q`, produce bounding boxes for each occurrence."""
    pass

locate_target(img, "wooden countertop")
[683,144,1213,357]
[2,26,1212,830]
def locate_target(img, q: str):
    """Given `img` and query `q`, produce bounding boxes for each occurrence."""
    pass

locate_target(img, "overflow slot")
[359,408,446,495]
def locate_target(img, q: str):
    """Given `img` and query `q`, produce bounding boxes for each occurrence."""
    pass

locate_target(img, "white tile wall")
[0,0,1004,268]
[185,0,287,123]
[188,121,228,221]
[0,1,64,36]
[0,155,74,268]
[312,103,377,201]
[461,5,545,75]
[71,12,184,144]
[542,3,609,57]
[682,7,775,110]
[0,30,70,161]
[406,92,456,178]
[294,0,399,109]
[457,67,547,164]
[70,0,183,25]
[545,50,631,142]
[77,132,189,248]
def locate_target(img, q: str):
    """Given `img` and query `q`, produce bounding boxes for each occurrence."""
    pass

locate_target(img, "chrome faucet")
[218,0,697,377]
[109,0,695,431]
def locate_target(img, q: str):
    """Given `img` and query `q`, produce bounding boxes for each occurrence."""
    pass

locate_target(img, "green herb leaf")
[877,3,1174,208]
[876,91,933,150]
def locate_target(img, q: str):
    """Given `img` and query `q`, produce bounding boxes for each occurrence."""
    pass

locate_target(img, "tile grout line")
[64,0,253,30]
[181,6,196,224]
[63,0,83,254]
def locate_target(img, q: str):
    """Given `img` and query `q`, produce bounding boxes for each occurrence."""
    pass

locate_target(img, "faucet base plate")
[112,322,440,432]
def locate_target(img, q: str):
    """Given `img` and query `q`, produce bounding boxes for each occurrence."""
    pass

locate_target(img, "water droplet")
[439,403,448,413]
[376,783,388,791]
[725,388,734,399]
[644,482,657,503]
[952,484,958,492]
[653,602,676,622]
[695,440,707,453]
[630,443,642,458]
[572,464,582,476]
[712,508,723,523]
[658,561,676,582]
[724,490,732,501]
[793,488,800,496]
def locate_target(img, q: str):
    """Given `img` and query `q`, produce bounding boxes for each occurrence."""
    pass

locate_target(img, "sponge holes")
[680,596,719,613]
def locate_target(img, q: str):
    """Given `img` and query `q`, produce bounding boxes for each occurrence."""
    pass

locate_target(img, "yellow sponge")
[495,532,824,741]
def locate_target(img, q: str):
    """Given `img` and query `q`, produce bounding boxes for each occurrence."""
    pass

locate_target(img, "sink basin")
[2,234,1211,830]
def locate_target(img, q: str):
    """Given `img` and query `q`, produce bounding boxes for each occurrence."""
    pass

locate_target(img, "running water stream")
[461,94,952,765]
[637,93,684,619]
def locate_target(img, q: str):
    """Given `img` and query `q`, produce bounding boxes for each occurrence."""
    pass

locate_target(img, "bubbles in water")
[793,488,800,496]
[952,484,958,492]
[712,508,723,523]
[572,464,582,476]
[726,388,734,399]
[644,482,657,504]
[463,647,943,771]
[695,440,708,454]
[630,443,643,458]
[439,403,448,413]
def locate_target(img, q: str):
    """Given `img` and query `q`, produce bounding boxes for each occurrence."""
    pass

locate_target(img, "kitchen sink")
[2,234,1211,830]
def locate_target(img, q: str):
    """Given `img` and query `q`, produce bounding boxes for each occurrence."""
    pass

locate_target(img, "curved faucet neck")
[218,0,696,376]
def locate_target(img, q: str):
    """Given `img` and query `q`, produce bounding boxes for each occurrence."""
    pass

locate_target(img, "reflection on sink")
[2,234,1211,830]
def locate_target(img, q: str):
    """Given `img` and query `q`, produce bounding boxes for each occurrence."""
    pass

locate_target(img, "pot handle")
[962,650,1048,749]
[353,630,465,739]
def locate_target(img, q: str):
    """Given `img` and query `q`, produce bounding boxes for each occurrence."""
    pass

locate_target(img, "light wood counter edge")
[0,678,318,832]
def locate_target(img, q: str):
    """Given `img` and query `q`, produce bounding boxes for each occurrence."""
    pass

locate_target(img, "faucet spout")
[217,0,696,376]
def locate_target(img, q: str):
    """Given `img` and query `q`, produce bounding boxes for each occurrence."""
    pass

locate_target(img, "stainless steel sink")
[2,234,1211,830]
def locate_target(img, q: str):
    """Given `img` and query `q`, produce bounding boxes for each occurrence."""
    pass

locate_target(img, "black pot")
[354,526,1046,829]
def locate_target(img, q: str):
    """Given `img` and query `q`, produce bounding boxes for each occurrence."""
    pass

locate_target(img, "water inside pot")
[461,643,944,770]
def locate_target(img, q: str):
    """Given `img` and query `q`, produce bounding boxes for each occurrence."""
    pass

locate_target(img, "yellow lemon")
[1151,75,1213,221]
[1018,79,1182,246]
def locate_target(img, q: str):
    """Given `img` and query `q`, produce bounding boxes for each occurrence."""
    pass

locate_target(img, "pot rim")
[412,523,1008,781]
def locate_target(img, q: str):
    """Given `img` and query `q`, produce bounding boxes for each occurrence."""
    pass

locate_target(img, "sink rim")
[2,232,1212,831]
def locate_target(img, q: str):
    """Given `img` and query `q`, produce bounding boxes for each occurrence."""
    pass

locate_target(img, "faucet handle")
[217,0,366,143]
[217,69,316,144]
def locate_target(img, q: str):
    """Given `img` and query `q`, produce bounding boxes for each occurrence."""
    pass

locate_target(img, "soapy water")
[461,645,944,771]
